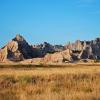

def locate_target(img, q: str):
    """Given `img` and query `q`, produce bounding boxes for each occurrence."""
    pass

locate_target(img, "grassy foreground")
[0,64,100,100]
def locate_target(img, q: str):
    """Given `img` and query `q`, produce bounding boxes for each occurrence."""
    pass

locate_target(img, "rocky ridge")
[0,34,100,64]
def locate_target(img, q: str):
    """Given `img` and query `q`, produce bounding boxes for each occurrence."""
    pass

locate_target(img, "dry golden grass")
[0,64,100,100]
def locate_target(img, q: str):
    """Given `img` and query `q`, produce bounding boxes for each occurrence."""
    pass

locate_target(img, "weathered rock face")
[65,40,83,51]
[6,40,20,60]
[12,34,35,59]
[43,53,63,63]
[65,38,100,60]
[32,42,65,57]
[43,49,72,63]
[4,34,35,61]
[65,40,84,60]
[11,50,24,61]
[79,39,100,60]
[91,39,100,59]
[32,42,55,57]
[1,34,100,63]
[80,46,93,59]
[0,47,8,62]
[62,49,73,61]
[7,41,18,52]
[53,45,65,52]
[41,42,55,56]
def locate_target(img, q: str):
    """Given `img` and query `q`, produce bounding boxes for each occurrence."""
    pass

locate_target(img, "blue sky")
[0,0,100,47]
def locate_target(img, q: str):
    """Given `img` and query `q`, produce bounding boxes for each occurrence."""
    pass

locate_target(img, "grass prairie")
[0,64,100,100]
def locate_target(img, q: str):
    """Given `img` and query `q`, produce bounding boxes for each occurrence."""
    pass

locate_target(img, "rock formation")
[65,40,83,51]
[65,38,100,61]
[32,42,65,57]
[7,40,18,52]
[2,34,36,61]
[0,34,100,63]
[12,34,35,59]
[43,49,72,63]
[0,46,8,62]
[32,42,56,57]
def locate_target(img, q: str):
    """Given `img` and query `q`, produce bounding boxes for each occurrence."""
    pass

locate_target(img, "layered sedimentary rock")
[7,41,18,52]
[43,49,72,63]
[65,40,83,51]
[0,34,100,63]
[3,34,35,61]
[0,46,8,62]
[65,38,100,60]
